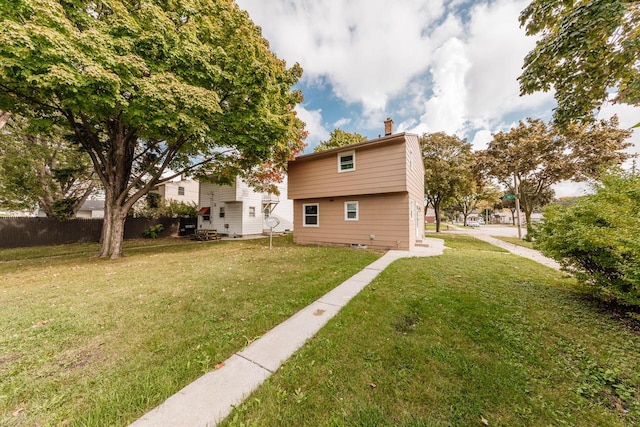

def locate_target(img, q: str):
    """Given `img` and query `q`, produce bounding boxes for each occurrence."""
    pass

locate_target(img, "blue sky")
[236,0,639,196]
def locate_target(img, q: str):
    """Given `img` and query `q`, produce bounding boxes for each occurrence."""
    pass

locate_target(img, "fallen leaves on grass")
[32,319,53,328]
[12,407,25,417]
[215,362,225,369]
[481,416,489,425]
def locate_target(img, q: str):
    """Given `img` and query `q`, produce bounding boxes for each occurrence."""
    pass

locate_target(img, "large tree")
[519,0,640,126]
[0,115,96,219]
[0,0,306,258]
[420,132,474,232]
[314,128,367,153]
[452,152,501,226]
[482,117,631,231]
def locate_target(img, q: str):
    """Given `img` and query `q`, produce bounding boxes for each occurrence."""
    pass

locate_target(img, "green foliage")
[420,132,474,232]
[534,170,640,309]
[142,223,164,239]
[51,197,80,220]
[519,0,640,126]
[0,115,96,218]
[314,128,368,153]
[482,117,631,229]
[136,199,198,218]
[0,0,306,257]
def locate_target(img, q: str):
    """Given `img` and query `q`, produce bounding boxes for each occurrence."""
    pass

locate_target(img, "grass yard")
[493,235,535,249]
[221,234,640,427]
[0,236,380,426]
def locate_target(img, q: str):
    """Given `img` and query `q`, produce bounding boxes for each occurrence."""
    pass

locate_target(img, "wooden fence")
[0,217,181,249]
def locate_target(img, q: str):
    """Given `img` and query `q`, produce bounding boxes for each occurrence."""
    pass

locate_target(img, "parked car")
[478,218,485,225]
[467,221,480,228]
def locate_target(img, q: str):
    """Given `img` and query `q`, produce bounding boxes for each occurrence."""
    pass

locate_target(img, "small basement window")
[345,201,359,221]
[303,203,319,227]
[338,151,355,172]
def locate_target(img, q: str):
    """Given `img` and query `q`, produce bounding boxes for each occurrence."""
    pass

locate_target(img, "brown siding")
[292,194,411,250]
[288,136,408,199]
[405,134,425,242]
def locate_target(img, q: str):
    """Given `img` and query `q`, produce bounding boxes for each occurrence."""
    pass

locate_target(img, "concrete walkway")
[470,232,561,271]
[130,238,446,427]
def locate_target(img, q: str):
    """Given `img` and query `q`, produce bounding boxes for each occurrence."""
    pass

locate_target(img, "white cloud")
[409,0,554,135]
[470,129,493,150]
[464,0,551,121]
[237,0,444,114]
[418,37,471,135]
[294,105,330,152]
[236,0,638,176]
[333,118,351,128]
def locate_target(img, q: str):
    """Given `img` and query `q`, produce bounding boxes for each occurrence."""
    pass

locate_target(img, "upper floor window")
[219,206,225,218]
[178,186,185,195]
[409,149,414,171]
[344,201,359,221]
[338,151,355,173]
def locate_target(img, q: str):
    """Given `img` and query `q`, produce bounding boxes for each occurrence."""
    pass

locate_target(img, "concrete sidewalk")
[130,238,446,427]
[471,233,561,271]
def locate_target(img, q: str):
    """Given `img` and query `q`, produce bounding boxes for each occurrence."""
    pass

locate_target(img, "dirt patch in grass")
[0,353,23,374]
[54,340,106,371]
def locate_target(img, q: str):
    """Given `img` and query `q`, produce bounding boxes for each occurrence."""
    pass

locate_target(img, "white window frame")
[249,206,256,217]
[344,201,359,221]
[303,203,319,227]
[178,186,185,196]
[219,206,225,218]
[337,151,356,173]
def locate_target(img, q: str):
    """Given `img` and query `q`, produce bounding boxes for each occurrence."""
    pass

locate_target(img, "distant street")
[450,223,524,238]
[477,224,523,237]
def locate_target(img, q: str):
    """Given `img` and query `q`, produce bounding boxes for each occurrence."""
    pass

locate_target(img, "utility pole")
[514,167,522,239]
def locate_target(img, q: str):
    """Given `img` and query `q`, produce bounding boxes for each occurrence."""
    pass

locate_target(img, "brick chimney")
[384,117,394,136]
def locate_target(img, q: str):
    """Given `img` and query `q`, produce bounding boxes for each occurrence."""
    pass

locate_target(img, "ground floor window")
[249,206,256,217]
[219,206,225,218]
[303,203,319,227]
[344,201,359,221]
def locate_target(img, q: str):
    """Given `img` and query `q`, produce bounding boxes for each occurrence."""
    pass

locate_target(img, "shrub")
[534,171,640,309]
[142,224,164,239]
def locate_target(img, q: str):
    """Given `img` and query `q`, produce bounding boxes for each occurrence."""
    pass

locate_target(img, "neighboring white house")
[151,177,199,205]
[76,199,105,219]
[198,176,293,236]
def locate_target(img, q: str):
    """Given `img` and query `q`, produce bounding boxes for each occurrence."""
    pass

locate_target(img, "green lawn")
[221,235,640,427]
[493,235,535,249]
[0,236,381,426]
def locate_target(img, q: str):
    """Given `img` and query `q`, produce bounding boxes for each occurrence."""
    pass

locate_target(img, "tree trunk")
[523,209,534,237]
[434,200,442,233]
[100,196,128,259]
[0,111,10,129]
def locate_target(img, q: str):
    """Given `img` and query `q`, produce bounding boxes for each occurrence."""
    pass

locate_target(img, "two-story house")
[287,119,425,250]
[151,176,199,206]
[197,176,293,237]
